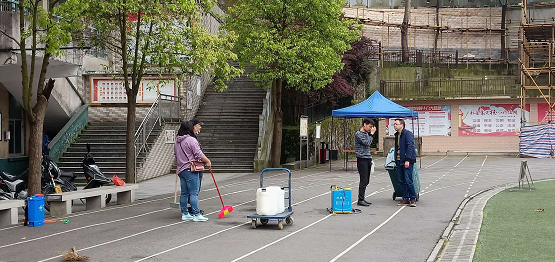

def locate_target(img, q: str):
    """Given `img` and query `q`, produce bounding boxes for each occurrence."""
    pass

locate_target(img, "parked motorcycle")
[0,152,77,211]
[42,148,77,192]
[82,143,113,204]
[0,188,11,200]
[0,178,13,200]
[0,169,30,201]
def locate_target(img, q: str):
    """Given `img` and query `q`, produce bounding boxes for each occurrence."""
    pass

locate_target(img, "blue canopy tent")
[330,91,420,170]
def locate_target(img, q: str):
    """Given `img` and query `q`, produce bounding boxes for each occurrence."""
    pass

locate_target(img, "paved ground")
[1,155,554,262]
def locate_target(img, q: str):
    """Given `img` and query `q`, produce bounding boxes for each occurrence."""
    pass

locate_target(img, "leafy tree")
[309,36,377,104]
[0,0,87,195]
[86,0,241,182]
[225,0,361,167]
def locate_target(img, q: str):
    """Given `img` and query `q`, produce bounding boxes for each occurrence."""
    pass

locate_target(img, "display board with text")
[90,76,177,104]
[387,105,451,136]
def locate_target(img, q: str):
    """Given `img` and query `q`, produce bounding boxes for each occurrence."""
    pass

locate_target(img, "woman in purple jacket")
[174,121,211,222]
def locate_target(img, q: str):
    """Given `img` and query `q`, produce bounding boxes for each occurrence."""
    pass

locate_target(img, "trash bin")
[320,142,327,164]
[384,148,420,201]
[27,194,45,227]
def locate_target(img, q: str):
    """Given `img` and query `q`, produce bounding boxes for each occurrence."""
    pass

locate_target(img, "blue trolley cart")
[248,168,294,230]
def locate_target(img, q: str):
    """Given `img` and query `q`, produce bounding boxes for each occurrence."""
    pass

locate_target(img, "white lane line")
[0,225,19,231]
[231,215,334,262]
[135,222,249,262]
[422,156,468,193]
[35,173,381,262]
[229,189,390,262]
[0,208,170,250]
[329,206,406,262]
[464,156,488,198]
[328,172,475,261]
[36,199,257,262]
[423,155,449,169]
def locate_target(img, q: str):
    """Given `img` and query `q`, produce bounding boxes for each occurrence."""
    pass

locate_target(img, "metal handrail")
[133,93,180,181]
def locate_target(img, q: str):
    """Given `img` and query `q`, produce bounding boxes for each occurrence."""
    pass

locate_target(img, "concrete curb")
[425,182,515,262]
[427,178,555,262]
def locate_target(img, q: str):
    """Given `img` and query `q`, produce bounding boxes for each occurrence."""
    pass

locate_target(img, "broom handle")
[209,168,225,208]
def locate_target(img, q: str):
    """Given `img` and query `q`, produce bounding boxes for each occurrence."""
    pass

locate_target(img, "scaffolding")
[518,0,555,125]
[343,7,506,68]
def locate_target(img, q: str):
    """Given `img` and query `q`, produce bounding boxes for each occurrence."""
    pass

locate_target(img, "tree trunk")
[401,0,411,62]
[27,95,48,196]
[125,95,138,183]
[270,78,283,167]
[433,4,440,54]
[500,2,507,60]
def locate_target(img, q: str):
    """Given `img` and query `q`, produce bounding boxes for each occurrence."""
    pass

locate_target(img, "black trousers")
[357,157,372,201]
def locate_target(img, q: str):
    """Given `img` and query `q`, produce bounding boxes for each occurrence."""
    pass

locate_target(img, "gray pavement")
[1,155,554,262]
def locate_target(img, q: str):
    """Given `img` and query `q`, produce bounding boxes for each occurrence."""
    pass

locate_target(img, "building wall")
[377,97,546,153]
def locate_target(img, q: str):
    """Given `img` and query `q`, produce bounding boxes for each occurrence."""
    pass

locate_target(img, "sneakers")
[181,213,194,221]
[409,201,417,207]
[193,214,209,222]
[397,199,410,206]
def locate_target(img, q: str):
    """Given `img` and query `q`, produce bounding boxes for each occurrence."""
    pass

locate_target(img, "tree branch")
[137,21,154,86]
[131,8,142,94]
[0,29,21,46]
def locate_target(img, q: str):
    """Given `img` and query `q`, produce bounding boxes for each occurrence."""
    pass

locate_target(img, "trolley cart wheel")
[416,194,420,202]
[285,217,294,225]
[261,219,269,225]
[251,220,257,229]
[278,220,284,230]
[392,192,396,200]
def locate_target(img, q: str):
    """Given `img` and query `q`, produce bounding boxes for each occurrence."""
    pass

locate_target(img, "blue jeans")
[396,160,416,201]
[178,169,202,215]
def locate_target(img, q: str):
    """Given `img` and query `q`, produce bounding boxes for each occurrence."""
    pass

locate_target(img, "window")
[9,93,24,156]
[8,120,24,155]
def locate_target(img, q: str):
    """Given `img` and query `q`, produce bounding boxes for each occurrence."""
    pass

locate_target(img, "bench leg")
[50,201,72,218]
[86,194,106,210]
[0,208,19,226]
[117,190,135,205]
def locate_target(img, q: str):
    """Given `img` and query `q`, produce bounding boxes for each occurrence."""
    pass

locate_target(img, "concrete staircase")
[173,69,266,173]
[57,122,162,183]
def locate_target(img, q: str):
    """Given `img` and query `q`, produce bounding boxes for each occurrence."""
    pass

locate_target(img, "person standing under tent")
[354,118,376,206]
[394,119,417,207]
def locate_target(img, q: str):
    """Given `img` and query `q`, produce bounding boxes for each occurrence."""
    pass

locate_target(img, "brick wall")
[344,7,503,58]
[377,97,546,153]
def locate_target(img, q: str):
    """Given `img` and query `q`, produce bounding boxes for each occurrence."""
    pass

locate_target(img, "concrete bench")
[0,200,25,226]
[45,184,139,217]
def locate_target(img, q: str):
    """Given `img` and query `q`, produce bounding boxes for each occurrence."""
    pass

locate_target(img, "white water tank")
[267,186,285,213]
[256,187,279,216]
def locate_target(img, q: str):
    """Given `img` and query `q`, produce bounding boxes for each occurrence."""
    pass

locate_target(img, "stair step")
[58,156,145,162]
[62,152,133,157]
[57,167,127,173]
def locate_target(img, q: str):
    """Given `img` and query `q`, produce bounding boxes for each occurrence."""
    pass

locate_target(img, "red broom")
[209,167,233,218]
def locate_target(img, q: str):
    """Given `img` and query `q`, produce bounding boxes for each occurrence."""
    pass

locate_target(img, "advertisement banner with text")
[458,104,530,136]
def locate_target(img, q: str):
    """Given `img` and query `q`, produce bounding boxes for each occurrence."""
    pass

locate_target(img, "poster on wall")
[387,105,451,136]
[537,103,555,123]
[458,104,530,136]
[90,76,177,104]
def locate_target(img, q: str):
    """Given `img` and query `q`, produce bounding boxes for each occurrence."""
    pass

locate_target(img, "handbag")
[179,141,205,172]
